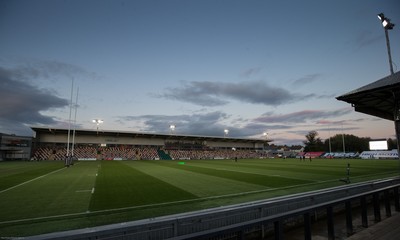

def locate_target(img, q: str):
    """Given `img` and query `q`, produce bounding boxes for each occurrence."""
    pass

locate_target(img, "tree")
[387,138,398,150]
[303,131,324,152]
[324,134,370,153]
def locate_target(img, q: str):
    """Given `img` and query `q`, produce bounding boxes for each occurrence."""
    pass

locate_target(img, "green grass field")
[0,158,399,237]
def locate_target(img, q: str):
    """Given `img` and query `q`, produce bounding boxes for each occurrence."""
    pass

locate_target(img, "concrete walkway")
[346,212,400,240]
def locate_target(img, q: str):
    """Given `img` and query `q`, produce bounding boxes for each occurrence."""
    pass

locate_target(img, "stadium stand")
[35,145,399,161]
[157,149,172,160]
[30,127,271,161]
[31,145,151,160]
[31,145,269,161]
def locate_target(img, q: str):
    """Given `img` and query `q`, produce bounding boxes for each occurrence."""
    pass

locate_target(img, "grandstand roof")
[336,71,400,121]
[31,127,268,144]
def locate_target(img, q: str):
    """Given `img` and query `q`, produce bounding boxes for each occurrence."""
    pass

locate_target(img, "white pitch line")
[189,165,309,181]
[0,167,66,194]
[76,190,92,193]
[1,173,397,226]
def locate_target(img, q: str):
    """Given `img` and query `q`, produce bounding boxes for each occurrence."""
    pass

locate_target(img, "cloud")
[157,81,229,106]
[254,108,353,123]
[244,122,293,132]
[113,107,357,147]
[158,80,316,107]
[118,111,232,136]
[116,108,353,140]
[354,30,382,49]
[0,66,69,135]
[292,73,322,86]
[241,67,262,78]
[117,110,301,139]
[8,58,100,81]
[316,117,370,126]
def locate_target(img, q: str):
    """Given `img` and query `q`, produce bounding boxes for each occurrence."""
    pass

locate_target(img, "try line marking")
[0,167,66,194]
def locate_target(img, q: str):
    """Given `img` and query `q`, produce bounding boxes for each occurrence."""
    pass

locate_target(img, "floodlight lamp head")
[92,119,103,124]
[377,13,395,30]
[377,13,384,21]
[384,21,395,30]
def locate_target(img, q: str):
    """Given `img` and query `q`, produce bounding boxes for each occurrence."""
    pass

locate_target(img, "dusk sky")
[1,0,399,145]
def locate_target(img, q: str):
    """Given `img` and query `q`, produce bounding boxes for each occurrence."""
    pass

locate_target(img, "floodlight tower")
[224,129,229,138]
[377,13,395,75]
[92,119,103,134]
[328,127,332,155]
[342,124,346,155]
[169,124,176,135]
[263,132,269,151]
[263,132,268,139]
[66,78,74,167]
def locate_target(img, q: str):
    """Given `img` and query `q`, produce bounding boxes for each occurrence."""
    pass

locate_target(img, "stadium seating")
[157,149,172,160]
[31,145,272,161]
[37,146,391,161]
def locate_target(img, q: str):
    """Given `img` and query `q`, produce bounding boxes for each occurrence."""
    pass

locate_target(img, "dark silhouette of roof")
[31,127,268,144]
[336,71,400,121]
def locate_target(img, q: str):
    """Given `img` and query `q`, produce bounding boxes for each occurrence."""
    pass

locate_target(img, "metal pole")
[373,193,381,222]
[384,190,392,217]
[393,91,400,173]
[394,186,400,212]
[395,119,400,172]
[327,206,335,240]
[66,79,74,166]
[328,127,332,156]
[342,125,345,155]
[304,212,312,240]
[71,87,79,164]
[345,201,353,236]
[274,220,283,240]
[361,196,368,228]
[384,28,394,75]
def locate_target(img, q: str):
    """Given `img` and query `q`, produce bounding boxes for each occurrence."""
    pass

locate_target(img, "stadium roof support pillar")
[393,91,400,170]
